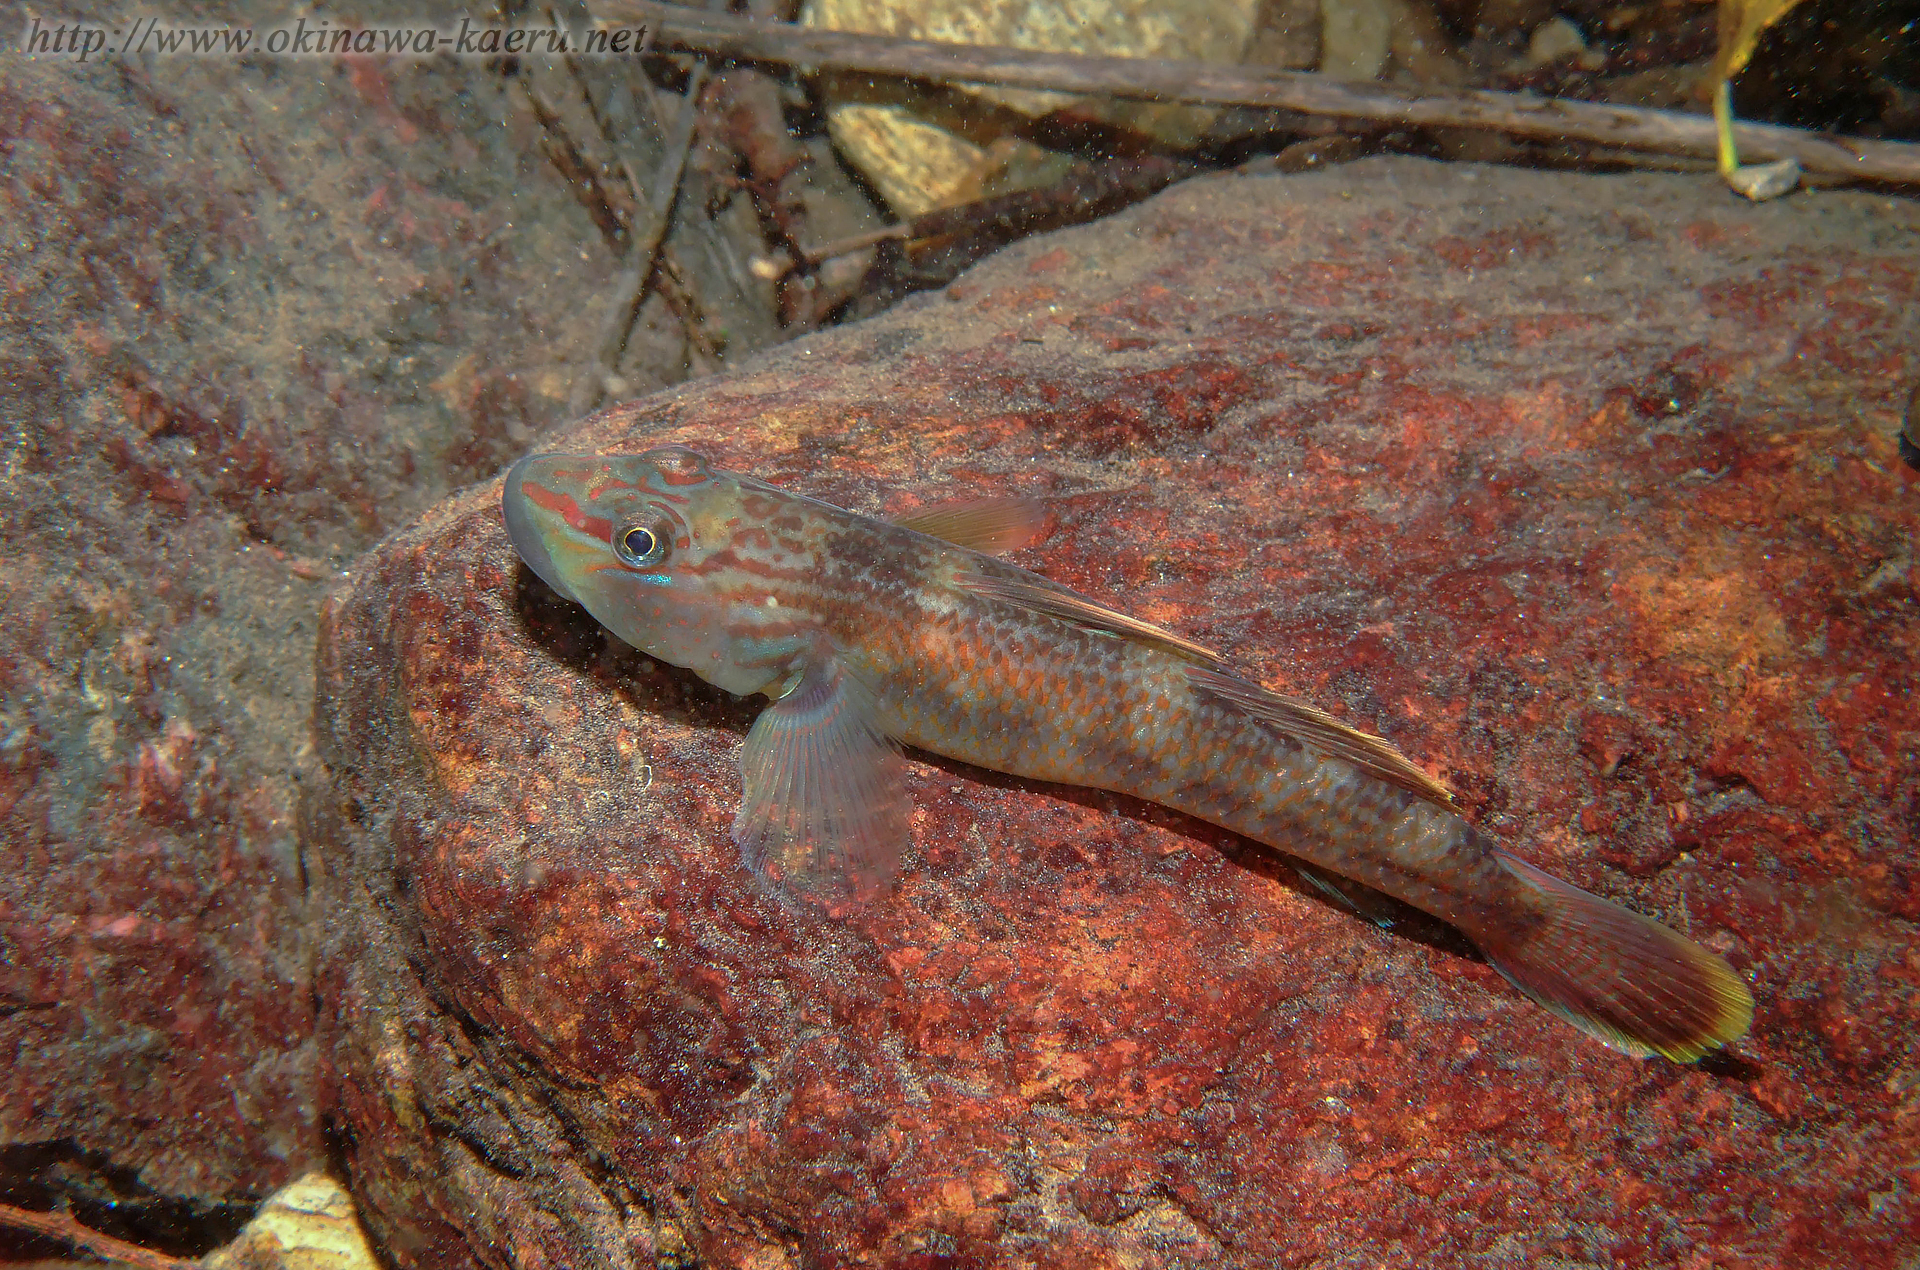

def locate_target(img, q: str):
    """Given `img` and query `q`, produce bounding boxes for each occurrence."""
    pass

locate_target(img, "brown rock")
[311,160,1920,1266]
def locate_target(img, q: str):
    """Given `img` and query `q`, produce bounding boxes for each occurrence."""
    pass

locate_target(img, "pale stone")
[803,0,1261,216]
[1318,0,1394,80]
[202,1174,380,1270]
[1726,157,1803,202]
[1525,15,1587,65]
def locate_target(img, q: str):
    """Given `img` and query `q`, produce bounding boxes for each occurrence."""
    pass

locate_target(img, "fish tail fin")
[1476,849,1753,1062]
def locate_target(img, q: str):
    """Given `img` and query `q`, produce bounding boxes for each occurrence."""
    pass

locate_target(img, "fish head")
[503,446,807,697]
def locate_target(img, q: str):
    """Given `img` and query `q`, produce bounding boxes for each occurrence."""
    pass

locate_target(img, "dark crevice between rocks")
[427,1107,534,1184]
[1696,1049,1764,1082]
[0,994,58,1020]
[319,1109,359,1214]
[0,1139,258,1259]
[419,981,698,1263]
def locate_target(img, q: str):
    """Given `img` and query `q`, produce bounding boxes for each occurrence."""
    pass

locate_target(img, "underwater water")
[3,2,1919,1266]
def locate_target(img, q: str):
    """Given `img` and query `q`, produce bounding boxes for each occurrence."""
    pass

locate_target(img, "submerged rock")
[203,1174,382,1270]
[309,159,1920,1267]
[0,25,792,1239]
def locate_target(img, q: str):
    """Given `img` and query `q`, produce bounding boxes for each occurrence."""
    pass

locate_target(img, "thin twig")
[600,1,1920,187]
[0,1201,196,1270]
[799,223,910,266]
[572,62,712,416]
[521,84,632,251]
[654,253,722,374]
[631,64,711,320]
[795,154,1192,280]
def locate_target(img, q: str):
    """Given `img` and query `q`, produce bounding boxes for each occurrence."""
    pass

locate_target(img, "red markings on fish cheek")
[741,494,782,518]
[520,480,574,516]
[522,482,612,542]
[734,526,774,551]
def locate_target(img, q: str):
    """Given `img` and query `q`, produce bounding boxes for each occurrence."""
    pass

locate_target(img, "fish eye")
[612,519,671,568]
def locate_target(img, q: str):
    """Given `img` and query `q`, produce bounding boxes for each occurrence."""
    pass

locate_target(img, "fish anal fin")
[894,496,1049,555]
[1481,850,1754,1062]
[1296,864,1398,929]
[1186,665,1455,807]
[954,572,1223,668]
[733,657,910,905]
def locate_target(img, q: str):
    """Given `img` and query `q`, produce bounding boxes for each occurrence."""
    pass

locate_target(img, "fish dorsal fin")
[894,496,1049,555]
[1186,665,1456,808]
[953,572,1224,668]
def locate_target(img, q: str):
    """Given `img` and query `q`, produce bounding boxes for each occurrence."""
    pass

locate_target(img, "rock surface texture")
[0,32,788,1253]
[310,160,1920,1268]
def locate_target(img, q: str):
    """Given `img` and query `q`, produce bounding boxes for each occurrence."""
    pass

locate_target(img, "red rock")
[1577,712,1637,778]
[0,33,783,1251]
[311,161,1920,1266]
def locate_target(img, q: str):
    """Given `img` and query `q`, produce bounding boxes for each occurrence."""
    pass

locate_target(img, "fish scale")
[843,581,1476,916]
[503,445,1754,1064]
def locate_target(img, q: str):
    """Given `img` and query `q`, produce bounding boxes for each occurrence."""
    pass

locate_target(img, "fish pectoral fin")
[953,572,1224,668]
[893,496,1050,555]
[733,657,910,905]
[1185,665,1456,808]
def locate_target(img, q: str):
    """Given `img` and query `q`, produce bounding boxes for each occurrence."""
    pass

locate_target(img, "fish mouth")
[502,455,574,602]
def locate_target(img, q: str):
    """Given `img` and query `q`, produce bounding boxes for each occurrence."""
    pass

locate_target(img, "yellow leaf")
[1706,0,1813,192]
[1707,0,1811,85]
